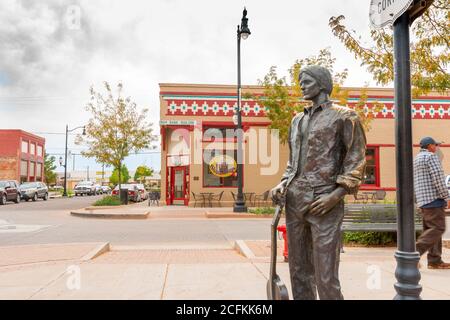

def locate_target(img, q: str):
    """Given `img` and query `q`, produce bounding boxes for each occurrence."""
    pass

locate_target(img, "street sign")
[159,120,197,126]
[369,0,413,29]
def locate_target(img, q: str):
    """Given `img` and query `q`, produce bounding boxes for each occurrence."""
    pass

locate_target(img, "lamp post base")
[393,250,422,300]
[233,201,247,213]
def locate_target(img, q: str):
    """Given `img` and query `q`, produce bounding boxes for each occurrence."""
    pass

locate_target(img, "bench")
[341,205,423,252]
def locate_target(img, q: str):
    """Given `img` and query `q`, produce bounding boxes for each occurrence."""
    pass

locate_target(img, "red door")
[169,166,189,205]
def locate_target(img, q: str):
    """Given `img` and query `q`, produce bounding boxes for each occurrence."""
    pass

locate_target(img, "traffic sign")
[369,0,413,29]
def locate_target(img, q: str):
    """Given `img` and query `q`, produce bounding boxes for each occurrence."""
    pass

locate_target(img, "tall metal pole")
[63,125,68,197]
[233,24,247,213]
[393,11,422,300]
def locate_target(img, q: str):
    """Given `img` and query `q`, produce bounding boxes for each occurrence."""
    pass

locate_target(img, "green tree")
[134,165,153,183]
[44,153,57,185]
[329,1,449,96]
[248,48,381,143]
[76,82,157,190]
[109,165,131,185]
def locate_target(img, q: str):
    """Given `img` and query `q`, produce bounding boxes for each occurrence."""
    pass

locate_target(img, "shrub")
[93,196,121,207]
[58,189,74,197]
[248,207,275,215]
[343,232,397,246]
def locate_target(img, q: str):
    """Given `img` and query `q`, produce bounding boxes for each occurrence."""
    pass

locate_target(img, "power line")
[32,132,71,135]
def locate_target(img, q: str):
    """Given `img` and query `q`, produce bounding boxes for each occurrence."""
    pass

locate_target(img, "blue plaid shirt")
[413,149,448,208]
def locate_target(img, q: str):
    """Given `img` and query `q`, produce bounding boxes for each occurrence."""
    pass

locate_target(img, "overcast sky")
[0,0,379,174]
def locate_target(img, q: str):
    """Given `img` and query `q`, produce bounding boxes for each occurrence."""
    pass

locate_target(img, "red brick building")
[0,130,45,183]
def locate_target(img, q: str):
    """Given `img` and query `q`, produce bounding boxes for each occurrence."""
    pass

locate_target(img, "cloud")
[0,0,376,172]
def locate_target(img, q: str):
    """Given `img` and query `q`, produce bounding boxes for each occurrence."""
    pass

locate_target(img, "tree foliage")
[44,153,57,185]
[329,1,449,96]
[76,82,157,188]
[134,165,153,183]
[109,165,131,185]
[248,48,381,143]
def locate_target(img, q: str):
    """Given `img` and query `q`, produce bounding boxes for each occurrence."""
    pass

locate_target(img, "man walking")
[271,65,367,300]
[414,137,450,269]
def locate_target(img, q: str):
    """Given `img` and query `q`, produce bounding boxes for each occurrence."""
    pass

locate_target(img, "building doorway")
[168,166,189,206]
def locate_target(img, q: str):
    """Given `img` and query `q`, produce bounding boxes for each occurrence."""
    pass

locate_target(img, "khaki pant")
[416,206,446,264]
[285,178,344,300]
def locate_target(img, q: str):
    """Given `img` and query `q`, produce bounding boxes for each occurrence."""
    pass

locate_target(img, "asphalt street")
[1,197,449,248]
[0,196,272,247]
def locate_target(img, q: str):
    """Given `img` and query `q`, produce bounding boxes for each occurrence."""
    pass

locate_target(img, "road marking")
[0,224,52,233]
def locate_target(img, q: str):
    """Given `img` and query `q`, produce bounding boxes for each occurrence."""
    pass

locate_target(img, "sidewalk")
[1,242,449,300]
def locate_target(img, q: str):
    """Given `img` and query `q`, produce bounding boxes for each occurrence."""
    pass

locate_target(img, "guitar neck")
[270,206,281,278]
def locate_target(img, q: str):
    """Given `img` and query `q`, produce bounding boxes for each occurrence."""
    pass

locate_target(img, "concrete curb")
[206,212,272,219]
[70,210,150,219]
[234,240,285,262]
[81,242,110,261]
[234,240,256,259]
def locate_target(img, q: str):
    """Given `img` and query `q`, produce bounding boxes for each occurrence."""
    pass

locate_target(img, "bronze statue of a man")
[271,65,367,300]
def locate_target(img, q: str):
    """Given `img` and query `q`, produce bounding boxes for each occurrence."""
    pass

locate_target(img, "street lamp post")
[233,7,251,213]
[61,125,86,197]
[392,0,433,300]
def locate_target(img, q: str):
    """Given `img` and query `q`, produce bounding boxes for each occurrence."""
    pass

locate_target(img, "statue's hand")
[270,182,286,205]
[310,186,348,216]
[310,193,340,216]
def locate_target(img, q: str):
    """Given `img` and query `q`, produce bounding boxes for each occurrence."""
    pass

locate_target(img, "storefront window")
[21,141,28,153]
[203,127,236,141]
[203,149,238,187]
[363,147,378,186]
[20,160,28,177]
[29,162,35,179]
[36,163,42,179]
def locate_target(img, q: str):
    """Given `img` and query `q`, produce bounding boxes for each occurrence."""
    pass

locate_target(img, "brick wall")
[0,156,18,180]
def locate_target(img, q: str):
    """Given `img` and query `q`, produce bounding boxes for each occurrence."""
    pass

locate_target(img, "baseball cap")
[419,137,441,148]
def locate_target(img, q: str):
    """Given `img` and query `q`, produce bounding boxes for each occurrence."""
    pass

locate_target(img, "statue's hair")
[299,65,333,95]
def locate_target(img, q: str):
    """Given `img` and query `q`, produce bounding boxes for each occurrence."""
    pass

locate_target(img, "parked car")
[101,186,111,194]
[74,181,96,196]
[0,180,21,205]
[94,184,103,195]
[19,182,49,201]
[137,184,149,200]
[112,184,142,202]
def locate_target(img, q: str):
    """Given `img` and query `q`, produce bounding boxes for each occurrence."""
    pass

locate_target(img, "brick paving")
[245,240,283,257]
[1,242,450,299]
[90,249,249,264]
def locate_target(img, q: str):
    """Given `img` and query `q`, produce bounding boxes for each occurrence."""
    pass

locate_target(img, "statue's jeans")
[285,177,344,300]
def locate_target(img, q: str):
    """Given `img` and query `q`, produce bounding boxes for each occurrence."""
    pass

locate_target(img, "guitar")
[266,200,289,300]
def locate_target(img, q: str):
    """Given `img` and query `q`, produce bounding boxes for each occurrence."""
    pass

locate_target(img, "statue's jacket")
[281,102,367,195]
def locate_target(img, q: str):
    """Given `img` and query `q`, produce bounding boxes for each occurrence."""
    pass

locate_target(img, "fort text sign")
[369,0,413,28]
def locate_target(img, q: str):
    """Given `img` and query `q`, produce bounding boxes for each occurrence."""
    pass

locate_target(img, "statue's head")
[299,65,333,101]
